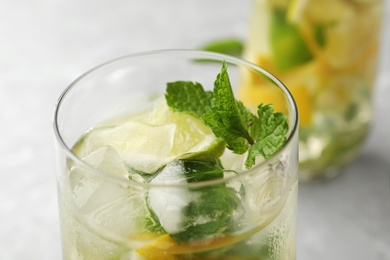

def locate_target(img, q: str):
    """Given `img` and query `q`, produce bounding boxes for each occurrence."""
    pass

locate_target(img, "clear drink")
[54,50,299,259]
[241,0,383,181]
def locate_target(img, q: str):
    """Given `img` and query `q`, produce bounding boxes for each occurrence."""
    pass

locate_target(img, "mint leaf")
[200,38,243,58]
[169,159,240,243]
[203,107,249,154]
[203,62,254,154]
[178,158,224,183]
[166,81,214,118]
[172,182,240,243]
[246,104,288,168]
[146,158,241,243]
[235,101,259,138]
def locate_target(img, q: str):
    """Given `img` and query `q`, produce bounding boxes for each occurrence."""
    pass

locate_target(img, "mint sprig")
[166,81,214,118]
[165,61,288,168]
[203,63,253,154]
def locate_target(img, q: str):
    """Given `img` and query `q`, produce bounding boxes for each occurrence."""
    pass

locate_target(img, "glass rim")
[53,49,299,189]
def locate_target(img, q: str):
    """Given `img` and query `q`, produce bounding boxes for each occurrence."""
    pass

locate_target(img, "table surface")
[1,1,389,259]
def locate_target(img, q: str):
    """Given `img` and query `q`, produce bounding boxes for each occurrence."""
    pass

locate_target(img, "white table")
[1,1,389,259]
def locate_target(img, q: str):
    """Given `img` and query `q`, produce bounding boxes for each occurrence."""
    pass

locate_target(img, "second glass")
[241,0,384,181]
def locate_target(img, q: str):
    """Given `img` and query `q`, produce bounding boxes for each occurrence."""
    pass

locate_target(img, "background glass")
[242,0,384,181]
[54,50,299,259]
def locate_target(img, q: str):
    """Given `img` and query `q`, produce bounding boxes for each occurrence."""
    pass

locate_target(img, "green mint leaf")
[172,183,240,243]
[165,61,288,167]
[165,81,214,118]
[179,158,224,182]
[200,38,243,58]
[203,107,249,154]
[235,101,260,138]
[146,158,241,243]
[170,159,240,243]
[203,61,254,154]
[246,104,288,168]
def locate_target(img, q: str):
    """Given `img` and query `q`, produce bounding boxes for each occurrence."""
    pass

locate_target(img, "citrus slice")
[73,98,225,173]
[239,75,287,115]
[135,232,252,257]
[238,56,322,127]
[270,8,313,71]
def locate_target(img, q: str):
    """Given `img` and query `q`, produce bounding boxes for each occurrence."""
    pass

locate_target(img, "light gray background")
[0,1,389,259]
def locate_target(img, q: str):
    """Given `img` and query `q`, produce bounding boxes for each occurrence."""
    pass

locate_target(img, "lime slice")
[73,99,225,173]
[270,8,313,71]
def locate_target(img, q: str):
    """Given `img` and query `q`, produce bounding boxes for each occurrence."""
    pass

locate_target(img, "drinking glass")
[53,50,299,259]
[241,0,384,181]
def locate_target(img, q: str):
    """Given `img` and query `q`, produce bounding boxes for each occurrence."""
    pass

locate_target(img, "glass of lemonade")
[53,50,299,259]
[241,0,384,181]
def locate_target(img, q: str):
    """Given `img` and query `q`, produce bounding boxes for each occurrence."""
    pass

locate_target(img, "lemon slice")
[135,232,252,257]
[73,98,224,173]
[239,56,323,128]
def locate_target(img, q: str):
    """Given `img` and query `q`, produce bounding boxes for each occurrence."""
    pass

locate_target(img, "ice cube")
[83,145,129,178]
[69,146,131,212]
[148,160,194,234]
[68,146,148,242]
[239,160,290,229]
[149,160,188,185]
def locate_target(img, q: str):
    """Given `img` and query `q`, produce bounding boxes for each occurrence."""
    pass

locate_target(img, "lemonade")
[241,0,383,181]
[54,51,299,259]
